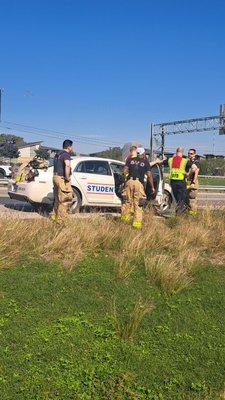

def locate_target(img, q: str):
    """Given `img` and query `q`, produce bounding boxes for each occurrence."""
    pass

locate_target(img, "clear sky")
[0,0,225,154]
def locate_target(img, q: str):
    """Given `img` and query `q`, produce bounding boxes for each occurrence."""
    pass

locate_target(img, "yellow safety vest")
[168,157,187,180]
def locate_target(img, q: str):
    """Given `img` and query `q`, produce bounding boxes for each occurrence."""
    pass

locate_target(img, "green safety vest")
[168,157,187,180]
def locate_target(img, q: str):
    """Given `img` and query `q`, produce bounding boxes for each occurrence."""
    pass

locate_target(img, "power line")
[0,124,122,148]
[2,120,122,147]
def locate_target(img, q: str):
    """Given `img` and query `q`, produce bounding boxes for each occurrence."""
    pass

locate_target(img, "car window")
[110,163,124,175]
[75,161,86,173]
[151,164,160,180]
[75,160,111,175]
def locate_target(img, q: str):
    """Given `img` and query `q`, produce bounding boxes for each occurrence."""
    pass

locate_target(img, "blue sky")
[0,0,225,154]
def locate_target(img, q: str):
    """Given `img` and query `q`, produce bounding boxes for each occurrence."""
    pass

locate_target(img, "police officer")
[168,147,188,215]
[51,139,74,223]
[121,147,155,228]
[186,148,200,216]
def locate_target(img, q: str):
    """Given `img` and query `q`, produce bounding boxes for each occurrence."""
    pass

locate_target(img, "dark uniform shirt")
[185,158,200,172]
[53,151,71,178]
[125,157,151,184]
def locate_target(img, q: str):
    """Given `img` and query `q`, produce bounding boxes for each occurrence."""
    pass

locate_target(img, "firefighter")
[186,148,200,216]
[168,147,188,215]
[121,147,155,228]
[51,139,74,223]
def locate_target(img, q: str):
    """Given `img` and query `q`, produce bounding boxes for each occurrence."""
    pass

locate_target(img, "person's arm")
[190,163,200,184]
[150,159,162,167]
[123,165,129,180]
[64,159,71,181]
[146,170,155,193]
[150,156,167,167]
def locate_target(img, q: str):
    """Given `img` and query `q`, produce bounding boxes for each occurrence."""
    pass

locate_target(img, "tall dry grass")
[1,210,225,292]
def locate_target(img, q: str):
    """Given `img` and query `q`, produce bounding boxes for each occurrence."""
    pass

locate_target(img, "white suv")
[8,156,172,213]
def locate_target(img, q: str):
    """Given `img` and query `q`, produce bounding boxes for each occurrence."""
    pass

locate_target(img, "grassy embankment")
[0,212,225,399]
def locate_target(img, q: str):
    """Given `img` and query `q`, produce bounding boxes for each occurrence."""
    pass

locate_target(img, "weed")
[113,297,155,340]
[115,254,137,281]
[145,255,193,294]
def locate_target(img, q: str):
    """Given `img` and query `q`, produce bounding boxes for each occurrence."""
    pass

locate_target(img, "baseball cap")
[137,147,145,155]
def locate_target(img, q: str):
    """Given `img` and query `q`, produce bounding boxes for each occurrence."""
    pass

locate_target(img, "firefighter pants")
[188,182,199,213]
[121,179,146,225]
[52,175,73,223]
[170,180,188,215]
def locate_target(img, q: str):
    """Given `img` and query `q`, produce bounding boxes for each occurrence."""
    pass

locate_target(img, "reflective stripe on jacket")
[168,156,187,180]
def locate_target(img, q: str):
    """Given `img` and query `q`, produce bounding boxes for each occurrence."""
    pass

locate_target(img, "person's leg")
[57,177,73,223]
[121,180,133,222]
[170,180,179,203]
[189,189,198,215]
[51,176,60,221]
[176,181,187,215]
[171,181,187,215]
[133,180,145,228]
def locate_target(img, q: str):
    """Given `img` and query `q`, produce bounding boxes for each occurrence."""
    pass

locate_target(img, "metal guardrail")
[199,185,225,191]
[0,178,9,186]
[199,175,225,179]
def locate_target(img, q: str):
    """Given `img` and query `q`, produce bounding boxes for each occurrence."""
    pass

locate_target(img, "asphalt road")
[1,186,225,219]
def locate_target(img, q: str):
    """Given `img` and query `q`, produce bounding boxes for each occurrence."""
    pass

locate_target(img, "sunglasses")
[188,152,194,155]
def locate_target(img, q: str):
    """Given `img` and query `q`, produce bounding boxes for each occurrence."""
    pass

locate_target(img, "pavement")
[1,187,225,220]
[0,187,120,219]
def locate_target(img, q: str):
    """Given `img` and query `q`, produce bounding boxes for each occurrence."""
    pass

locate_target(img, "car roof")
[71,156,124,165]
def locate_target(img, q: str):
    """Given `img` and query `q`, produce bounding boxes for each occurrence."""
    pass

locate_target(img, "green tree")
[200,158,225,176]
[0,141,20,159]
[0,133,25,146]
[0,134,25,160]
[90,147,122,161]
[35,148,50,160]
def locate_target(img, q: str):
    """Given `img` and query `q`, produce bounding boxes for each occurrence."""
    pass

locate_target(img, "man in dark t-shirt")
[121,147,155,228]
[186,148,200,216]
[51,140,74,223]
[53,151,71,178]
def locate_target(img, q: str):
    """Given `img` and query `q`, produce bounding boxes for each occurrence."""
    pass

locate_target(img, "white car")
[0,165,11,179]
[8,156,173,214]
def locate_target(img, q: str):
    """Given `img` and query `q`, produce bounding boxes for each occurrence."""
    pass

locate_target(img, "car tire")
[0,169,6,179]
[154,190,172,215]
[69,188,82,214]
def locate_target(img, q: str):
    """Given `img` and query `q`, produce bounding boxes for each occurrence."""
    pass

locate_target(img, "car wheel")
[154,190,172,215]
[69,188,82,214]
[0,169,6,179]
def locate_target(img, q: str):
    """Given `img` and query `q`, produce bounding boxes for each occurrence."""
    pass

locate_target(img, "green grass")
[0,256,225,399]
[199,177,225,186]
[165,176,225,186]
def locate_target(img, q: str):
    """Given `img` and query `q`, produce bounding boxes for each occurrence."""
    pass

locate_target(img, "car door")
[145,164,162,200]
[109,162,125,204]
[74,160,115,204]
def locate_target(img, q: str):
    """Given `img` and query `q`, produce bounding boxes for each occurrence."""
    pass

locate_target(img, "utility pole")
[212,132,215,155]
[150,123,153,160]
[161,125,165,158]
[0,88,2,123]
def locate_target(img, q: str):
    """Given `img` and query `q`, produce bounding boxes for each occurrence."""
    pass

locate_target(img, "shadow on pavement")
[4,202,36,212]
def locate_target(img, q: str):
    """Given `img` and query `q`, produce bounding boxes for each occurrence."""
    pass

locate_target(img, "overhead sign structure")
[150,104,225,158]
